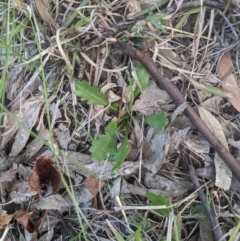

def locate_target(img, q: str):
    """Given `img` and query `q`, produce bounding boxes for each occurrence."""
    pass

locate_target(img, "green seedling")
[75,64,169,169]
[146,191,170,217]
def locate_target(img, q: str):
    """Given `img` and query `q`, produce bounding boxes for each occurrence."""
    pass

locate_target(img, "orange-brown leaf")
[14,210,35,233]
[0,213,14,229]
[84,176,103,197]
[218,51,240,112]
[28,171,42,196]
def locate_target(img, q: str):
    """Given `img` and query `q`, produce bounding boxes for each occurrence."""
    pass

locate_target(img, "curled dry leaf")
[0,212,14,229]
[14,210,35,233]
[28,157,61,197]
[218,51,240,112]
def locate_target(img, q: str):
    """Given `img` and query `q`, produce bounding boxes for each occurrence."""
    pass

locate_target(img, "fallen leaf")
[0,163,19,182]
[54,124,70,150]
[40,151,139,180]
[10,100,42,157]
[63,186,92,207]
[84,176,103,197]
[142,129,170,174]
[9,76,42,110]
[170,102,187,123]
[0,212,14,229]
[6,67,24,101]
[105,90,121,103]
[132,81,174,115]
[218,51,240,112]
[198,107,232,190]
[14,210,35,233]
[28,157,61,196]
[65,152,139,180]
[184,133,210,154]
[35,0,59,32]
[28,171,42,197]
[168,127,190,155]
[63,165,83,185]
[196,165,240,193]
[10,181,37,204]
[50,102,62,120]
[24,127,50,162]
[0,95,43,153]
[144,172,193,198]
[30,194,69,210]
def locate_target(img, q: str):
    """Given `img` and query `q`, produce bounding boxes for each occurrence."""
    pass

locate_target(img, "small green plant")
[146,191,170,217]
[131,9,167,36]
[75,64,169,169]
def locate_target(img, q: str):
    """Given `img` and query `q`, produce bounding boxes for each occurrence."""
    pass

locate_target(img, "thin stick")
[188,165,225,241]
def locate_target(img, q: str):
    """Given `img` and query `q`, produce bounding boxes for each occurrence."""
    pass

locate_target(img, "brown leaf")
[28,171,42,197]
[218,51,233,80]
[218,51,240,112]
[84,176,103,197]
[0,213,14,229]
[14,210,35,233]
[35,0,59,32]
[30,194,69,210]
[28,157,61,197]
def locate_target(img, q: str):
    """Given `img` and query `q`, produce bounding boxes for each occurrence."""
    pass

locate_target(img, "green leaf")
[146,191,170,217]
[111,125,130,171]
[114,233,125,241]
[90,134,117,162]
[191,204,208,221]
[105,121,118,135]
[74,81,109,106]
[144,112,168,130]
[134,64,150,97]
[90,121,118,162]
[10,18,30,40]
[135,226,143,241]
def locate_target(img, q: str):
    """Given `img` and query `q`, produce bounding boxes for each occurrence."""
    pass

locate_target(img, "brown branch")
[182,151,225,241]
[114,41,240,184]
[188,164,225,241]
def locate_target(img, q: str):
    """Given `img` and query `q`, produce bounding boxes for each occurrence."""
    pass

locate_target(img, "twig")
[188,164,224,241]
[114,41,240,184]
